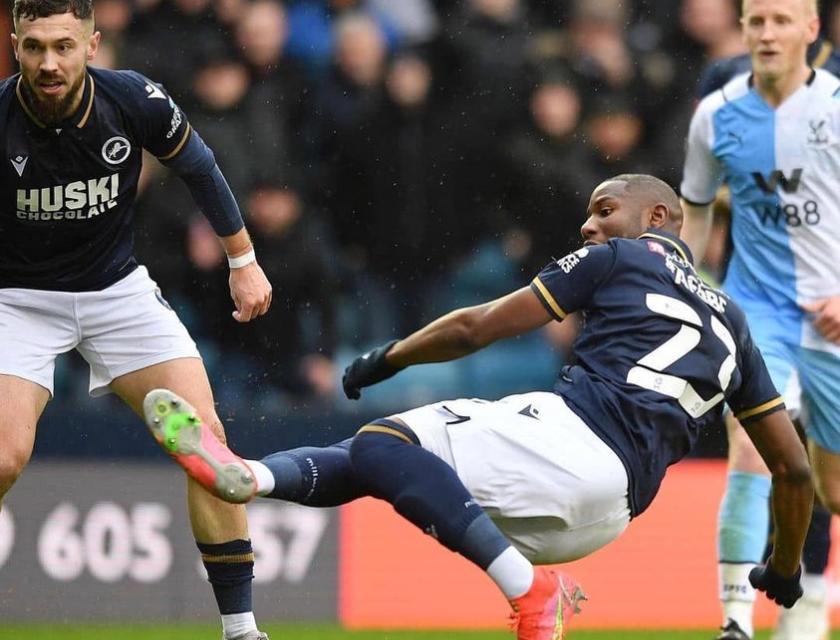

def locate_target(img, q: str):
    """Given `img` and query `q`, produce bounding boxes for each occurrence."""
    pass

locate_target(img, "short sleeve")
[123,71,192,160]
[530,244,617,320]
[725,305,785,423]
[680,98,724,206]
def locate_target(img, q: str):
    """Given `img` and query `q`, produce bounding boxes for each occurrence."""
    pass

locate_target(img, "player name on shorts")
[16,173,120,222]
[665,252,728,314]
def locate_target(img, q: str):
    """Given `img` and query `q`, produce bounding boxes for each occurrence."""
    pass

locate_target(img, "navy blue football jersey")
[698,38,840,98]
[0,66,202,291]
[530,231,783,517]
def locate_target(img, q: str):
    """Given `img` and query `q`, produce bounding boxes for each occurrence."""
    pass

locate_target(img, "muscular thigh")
[737,299,801,415]
[724,296,801,470]
[799,347,840,454]
[0,374,50,481]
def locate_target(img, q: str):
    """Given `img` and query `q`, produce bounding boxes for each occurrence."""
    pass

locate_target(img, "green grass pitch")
[0,625,836,639]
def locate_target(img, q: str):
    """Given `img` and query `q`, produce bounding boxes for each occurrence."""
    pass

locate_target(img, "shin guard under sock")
[350,430,510,569]
[197,538,254,614]
[260,438,367,507]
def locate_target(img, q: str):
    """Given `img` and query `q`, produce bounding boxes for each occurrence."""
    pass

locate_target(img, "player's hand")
[342,340,402,400]
[749,562,802,608]
[229,262,272,323]
[802,296,840,344]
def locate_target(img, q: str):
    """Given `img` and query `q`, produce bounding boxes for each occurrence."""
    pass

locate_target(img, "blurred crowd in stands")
[8,0,840,414]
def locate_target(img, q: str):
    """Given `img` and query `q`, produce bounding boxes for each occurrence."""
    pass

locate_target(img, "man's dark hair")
[13,0,93,24]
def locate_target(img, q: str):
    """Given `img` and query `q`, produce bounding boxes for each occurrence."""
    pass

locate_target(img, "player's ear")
[806,15,819,44]
[647,203,668,229]
[87,30,100,61]
[10,33,18,62]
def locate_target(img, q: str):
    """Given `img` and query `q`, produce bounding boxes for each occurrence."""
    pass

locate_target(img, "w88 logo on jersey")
[755,200,821,227]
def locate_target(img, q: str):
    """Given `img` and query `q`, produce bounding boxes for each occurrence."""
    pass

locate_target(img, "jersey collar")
[15,72,95,129]
[637,230,694,265]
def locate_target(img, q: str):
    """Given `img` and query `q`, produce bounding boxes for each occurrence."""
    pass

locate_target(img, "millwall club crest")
[102,136,131,165]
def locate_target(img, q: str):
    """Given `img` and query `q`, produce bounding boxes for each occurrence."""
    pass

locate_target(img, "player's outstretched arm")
[388,287,553,366]
[342,287,553,399]
[220,229,272,323]
[742,410,813,605]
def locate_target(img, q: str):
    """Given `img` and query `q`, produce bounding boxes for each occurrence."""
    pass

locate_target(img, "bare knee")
[0,378,47,498]
[813,473,840,514]
[807,440,840,514]
[0,445,31,498]
[813,485,840,514]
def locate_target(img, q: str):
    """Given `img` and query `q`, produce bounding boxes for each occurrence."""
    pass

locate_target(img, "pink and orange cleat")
[143,388,257,503]
[509,566,587,640]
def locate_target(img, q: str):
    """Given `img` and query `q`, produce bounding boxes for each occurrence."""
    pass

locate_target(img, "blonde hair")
[742,0,818,17]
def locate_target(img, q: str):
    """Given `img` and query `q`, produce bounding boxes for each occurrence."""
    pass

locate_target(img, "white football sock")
[222,611,257,639]
[719,562,756,637]
[246,460,275,496]
[486,546,535,599]
[801,572,827,602]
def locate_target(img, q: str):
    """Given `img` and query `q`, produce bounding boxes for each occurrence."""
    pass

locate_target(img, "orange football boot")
[143,388,257,503]
[509,566,587,640]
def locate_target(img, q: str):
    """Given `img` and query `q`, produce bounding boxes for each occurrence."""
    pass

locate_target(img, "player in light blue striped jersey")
[681,1,840,638]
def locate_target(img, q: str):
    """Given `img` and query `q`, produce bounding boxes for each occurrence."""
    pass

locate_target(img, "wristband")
[228,248,256,269]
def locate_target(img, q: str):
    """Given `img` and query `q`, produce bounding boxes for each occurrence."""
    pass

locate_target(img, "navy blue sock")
[260,438,367,507]
[197,539,254,615]
[803,503,832,575]
[349,429,510,569]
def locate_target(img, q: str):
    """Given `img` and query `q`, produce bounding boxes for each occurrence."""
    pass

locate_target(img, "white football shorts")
[390,391,631,564]
[0,266,200,396]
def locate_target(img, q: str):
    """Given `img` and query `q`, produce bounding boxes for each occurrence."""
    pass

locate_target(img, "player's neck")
[754,64,813,108]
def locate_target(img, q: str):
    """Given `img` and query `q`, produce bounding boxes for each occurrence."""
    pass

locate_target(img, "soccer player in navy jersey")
[145,175,813,640]
[681,1,840,637]
[0,2,272,638]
